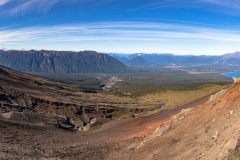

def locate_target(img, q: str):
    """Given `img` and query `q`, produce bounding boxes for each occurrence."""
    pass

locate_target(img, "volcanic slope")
[0,65,239,160]
[109,81,240,160]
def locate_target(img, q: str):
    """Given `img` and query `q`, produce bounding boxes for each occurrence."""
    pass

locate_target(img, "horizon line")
[1,48,239,56]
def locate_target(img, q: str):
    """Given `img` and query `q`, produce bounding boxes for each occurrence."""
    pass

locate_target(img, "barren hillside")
[110,81,240,160]
[0,65,238,160]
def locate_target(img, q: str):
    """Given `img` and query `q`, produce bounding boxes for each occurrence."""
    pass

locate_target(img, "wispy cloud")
[1,22,240,43]
[142,0,240,11]
[1,21,240,54]
[0,0,63,15]
[0,0,117,16]
[1,0,240,16]
[0,0,10,6]
[11,0,60,15]
[204,0,240,8]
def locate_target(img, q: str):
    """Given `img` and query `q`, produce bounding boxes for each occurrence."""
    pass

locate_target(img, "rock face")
[0,50,126,73]
[233,78,240,84]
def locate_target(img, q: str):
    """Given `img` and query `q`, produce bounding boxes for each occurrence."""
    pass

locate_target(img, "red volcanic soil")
[110,83,240,160]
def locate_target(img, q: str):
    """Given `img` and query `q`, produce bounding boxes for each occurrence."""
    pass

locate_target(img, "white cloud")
[0,0,115,16]
[0,0,62,15]
[15,0,59,15]
[201,0,240,10]
[0,0,10,6]
[142,0,240,11]
[1,22,240,42]
[1,0,240,16]
[1,22,240,54]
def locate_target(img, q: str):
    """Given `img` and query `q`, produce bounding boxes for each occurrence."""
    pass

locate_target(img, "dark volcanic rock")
[0,50,126,73]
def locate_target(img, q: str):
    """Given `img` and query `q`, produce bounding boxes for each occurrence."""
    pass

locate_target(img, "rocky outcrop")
[0,88,125,131]
[233,78,240,84]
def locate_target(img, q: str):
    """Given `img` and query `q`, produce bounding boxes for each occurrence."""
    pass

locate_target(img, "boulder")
[90,118,97,125]
[82,124,91,132]
[233,78,240,84]
[81,112,90,124]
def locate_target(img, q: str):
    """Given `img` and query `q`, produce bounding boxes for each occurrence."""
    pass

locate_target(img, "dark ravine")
[0,50,126,73]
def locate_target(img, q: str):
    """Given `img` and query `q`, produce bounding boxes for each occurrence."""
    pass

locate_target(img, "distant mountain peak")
[223,51,240,58]
[111,52,240,67]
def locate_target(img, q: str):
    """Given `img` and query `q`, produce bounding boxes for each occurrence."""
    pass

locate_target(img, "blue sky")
[1,0,240,55]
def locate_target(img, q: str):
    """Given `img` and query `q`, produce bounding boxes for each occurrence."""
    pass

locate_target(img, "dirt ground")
[109,83,240,160]
[0,90,213,160]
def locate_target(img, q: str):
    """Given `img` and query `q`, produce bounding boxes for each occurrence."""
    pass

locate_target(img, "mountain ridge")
[111,52,240,67]
[0,50,126,73]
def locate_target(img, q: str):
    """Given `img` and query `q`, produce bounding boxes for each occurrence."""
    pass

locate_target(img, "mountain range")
[111,52,240,67]
[0,50,126,73]
[1,50,240,74]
